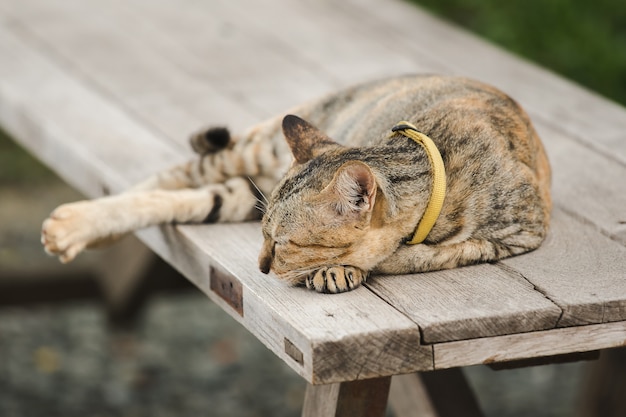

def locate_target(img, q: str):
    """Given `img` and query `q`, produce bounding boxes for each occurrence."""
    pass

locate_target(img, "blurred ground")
[0,133,588,416]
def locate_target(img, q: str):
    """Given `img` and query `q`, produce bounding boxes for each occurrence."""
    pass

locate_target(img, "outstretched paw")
[41,201,112,263]
[305,266,367,294]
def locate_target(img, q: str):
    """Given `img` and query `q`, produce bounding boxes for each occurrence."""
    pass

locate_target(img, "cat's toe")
[309,268,329,293]
[59,242,87,264]
[41,203,95,262]
[344,266,366,290]
[308,266,366,294]
[42,217,68,254]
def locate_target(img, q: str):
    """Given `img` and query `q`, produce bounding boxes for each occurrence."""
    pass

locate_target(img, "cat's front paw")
[41,201,110,263]
[305,266,367,294]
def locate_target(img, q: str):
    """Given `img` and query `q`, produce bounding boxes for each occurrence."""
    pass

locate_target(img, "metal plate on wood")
[210,266,244,316]
[284,337,304,366]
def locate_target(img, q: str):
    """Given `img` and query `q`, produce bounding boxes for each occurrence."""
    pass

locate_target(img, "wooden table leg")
[389,369,484,417]
[94,235,155,320]
[389,373,437,417]
[302,376,391,417]
[94,235,194,324]
[577,347,626,417]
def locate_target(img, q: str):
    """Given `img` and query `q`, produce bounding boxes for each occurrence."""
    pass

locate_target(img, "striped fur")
[42,75,551,293]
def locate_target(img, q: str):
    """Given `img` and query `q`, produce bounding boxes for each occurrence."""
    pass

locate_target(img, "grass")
[411,0,626,106]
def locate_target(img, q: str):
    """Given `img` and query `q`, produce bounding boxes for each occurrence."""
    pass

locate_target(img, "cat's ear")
[282,115,341,164]
[328,161,377,215]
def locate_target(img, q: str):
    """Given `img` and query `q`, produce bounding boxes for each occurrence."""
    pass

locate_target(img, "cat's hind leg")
[42,176,266,263]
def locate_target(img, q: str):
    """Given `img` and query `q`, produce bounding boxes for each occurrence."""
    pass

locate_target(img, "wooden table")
[1,0,625,415]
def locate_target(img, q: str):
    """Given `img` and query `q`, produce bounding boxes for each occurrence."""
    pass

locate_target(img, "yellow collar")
[391,122,447,244]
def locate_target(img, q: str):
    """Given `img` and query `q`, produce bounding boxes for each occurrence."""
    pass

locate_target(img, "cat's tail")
[189,127,232,155]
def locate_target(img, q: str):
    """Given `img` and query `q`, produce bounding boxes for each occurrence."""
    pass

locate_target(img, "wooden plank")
[137,222,433,384]
[433,321,626,370]
[0,0,260,139]
[0,22,186,195]
[211,0,435,86]
[116,0,340,117]
[486,351,600,370]
[537,124,626,245]
[366,265,561,343]
[0,0,332,137]
[502,209,626,327]
[302,377,391,417]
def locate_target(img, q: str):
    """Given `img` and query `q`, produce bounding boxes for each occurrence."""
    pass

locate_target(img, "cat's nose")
[259,256,272,274]
[258,240,275,274]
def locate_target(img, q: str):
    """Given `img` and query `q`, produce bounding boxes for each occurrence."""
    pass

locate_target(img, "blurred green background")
[412,0,626,107]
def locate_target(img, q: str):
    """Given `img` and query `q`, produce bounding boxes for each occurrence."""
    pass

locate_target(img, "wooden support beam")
[390,370,484,417]
[302,377,391,417]
[389,373,438,417]
[576,347,626,417]
[419,368,483,417]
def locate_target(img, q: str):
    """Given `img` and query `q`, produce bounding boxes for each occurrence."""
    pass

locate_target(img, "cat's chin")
[273,268,314,287]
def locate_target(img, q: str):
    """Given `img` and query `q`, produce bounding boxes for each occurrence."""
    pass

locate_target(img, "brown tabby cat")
[42,74,551,293]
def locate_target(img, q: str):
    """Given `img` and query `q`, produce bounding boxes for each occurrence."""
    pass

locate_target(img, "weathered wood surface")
[1,0,625,384]
[367,264,562,344]
[434,321,626,370]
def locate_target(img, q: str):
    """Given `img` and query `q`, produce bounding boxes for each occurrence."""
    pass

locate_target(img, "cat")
[42,74,552,294]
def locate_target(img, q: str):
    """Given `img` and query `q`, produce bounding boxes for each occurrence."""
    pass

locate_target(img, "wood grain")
[366,265,561,343]
[138,222,432,384]
[0,24,186,195]
[536,124,626,245]
[502,209,626,327]
[433,321,626,370]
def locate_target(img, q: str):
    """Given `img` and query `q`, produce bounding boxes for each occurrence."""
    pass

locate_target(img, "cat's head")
[258,115,393,284]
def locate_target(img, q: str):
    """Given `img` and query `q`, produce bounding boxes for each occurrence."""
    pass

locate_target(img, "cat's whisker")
[253,196,267,212]
[254,203,267,214]
[247,176,269,206]
[278,267,317,284]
